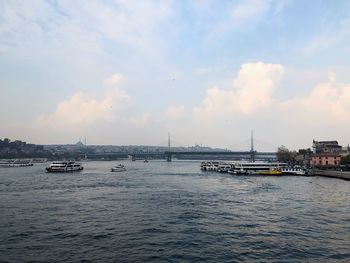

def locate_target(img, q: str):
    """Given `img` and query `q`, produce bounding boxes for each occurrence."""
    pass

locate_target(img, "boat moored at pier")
[281,166,306,175]
[46,161,83,173]
[228,162,286,175]
[201,161,220,171]
[0,159,33,168]
[217,163,232,173]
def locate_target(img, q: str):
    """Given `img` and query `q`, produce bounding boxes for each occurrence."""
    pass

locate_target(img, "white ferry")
[201,161,220,171]
[228,162,286,175]
[217,163,232,173]
[111,164,126,172]
[281,166,306,175]
[0,159,33,168]
[46,161,83,173]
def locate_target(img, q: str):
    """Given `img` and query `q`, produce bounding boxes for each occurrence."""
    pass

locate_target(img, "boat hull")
[46,167,83,173]
[111,168,126,172]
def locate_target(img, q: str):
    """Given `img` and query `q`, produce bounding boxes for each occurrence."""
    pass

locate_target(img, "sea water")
[0,160,349,262]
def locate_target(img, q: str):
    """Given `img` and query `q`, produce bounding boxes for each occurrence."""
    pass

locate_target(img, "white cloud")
[207,0,288,39]
[193,62,284,120]
[280,72,350,124]
[166,105,185,120]
[57,0,172,55]
[231,0,271,20]
[37,82,130,130]
[191,0,213,14]
[104,73,124,86]
[303,17,350,56]
[0,0,173,60]
[194,67,212,75]
[130,113,150,126]
[192,65,350,149]
[194,63,350,126]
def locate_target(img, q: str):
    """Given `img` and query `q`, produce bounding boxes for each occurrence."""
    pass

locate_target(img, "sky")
[1,0,350,151]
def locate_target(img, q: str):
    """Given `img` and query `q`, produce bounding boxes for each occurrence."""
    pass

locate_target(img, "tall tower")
[250,130,254,152]
[166,133,172,162]
[250,130,255,162]
[168,132,171,148]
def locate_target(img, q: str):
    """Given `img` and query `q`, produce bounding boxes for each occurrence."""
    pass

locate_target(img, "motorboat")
[46,161,83,173]
[111,164,126,172]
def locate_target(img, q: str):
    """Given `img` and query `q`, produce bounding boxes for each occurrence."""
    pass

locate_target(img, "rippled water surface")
[1,161,350,262]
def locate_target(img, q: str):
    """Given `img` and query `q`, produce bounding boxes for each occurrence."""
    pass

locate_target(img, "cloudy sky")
[1,0,350,150]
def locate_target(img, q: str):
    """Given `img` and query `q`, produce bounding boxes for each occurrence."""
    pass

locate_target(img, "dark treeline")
[0,138,49,159]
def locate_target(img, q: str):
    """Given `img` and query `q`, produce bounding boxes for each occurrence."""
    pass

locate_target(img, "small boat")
[111,164,126,172]
[46,161,83,173]
[144,159,149,163]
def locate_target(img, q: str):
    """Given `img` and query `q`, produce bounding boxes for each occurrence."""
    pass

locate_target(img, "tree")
[298,148,312,155]
[277,145,295,164]
[341,154,350,165]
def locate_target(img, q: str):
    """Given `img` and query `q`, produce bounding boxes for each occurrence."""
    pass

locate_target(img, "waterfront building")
[312,140,342,154]
[311,153,341,168]
[340,144,350,156]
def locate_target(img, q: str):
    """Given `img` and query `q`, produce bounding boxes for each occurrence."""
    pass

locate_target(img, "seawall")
[313,170,350,180]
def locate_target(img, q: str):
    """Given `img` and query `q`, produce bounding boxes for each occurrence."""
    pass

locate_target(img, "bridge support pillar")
[250,151,256,162]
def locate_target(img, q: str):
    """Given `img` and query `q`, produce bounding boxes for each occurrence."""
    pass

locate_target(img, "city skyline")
[1,1,350,150]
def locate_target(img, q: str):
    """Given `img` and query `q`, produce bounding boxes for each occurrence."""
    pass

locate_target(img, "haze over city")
[1,1,350,150]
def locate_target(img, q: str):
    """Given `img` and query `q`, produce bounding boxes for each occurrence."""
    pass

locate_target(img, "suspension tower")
[166,133,172,162]
[250,130,255,162]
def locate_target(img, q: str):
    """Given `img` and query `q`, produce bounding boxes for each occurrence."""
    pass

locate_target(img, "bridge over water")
[129,150,276,162]
[85,132,277,161]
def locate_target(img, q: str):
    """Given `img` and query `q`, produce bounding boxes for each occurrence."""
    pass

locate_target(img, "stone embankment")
[313,170,350,180]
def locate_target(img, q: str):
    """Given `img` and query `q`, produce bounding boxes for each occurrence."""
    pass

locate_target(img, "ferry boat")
[46,161,83,173]
[200,162,207,171]
[0,159,33,168]
[201,161,220,171]
[217,163,232,173]
[111,164,126,172]
[258,168,283,176]
[281,166,306,175]
[228,162,286,175]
